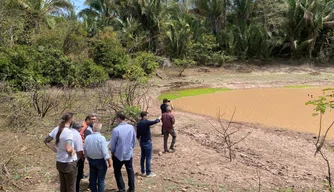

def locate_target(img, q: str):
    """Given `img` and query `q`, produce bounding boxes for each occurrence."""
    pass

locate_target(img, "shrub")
[75,59,109,87]
[132,51,159,76]
[174,58,196,76]
[39,47,76,87]
[91,29,129,78]
[188,35,237,66]
[0,45,44,90]
[123,62,147,81]
[0,45,76,90]
[188,34,218,64]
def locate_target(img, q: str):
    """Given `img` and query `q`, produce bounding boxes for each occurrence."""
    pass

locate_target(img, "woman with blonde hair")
[44,112,78,192]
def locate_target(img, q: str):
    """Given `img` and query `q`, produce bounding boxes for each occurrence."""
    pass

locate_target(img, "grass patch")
[284,85,315,89]
[158,88,232,100]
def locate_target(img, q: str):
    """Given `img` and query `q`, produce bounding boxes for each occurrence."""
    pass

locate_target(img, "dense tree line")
[0,0,333,89]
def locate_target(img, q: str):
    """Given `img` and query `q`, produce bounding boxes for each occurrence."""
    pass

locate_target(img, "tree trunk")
[223,0,227,31]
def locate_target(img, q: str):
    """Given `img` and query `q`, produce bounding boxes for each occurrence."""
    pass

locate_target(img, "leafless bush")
[6,92,35,131]
[0,134,25,190]
[207,109,252,161]
[31,88,60,118]
[91,80,152,129]
[54,87,80,116]
[4,86,79,131]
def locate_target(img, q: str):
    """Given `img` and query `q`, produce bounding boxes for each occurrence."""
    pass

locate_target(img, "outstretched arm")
[147,118,161,127]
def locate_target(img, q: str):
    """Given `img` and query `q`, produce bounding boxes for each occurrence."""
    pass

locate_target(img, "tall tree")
[283,0,334,58]
[12,0,73,29]
[79,0,116,35]
[193,0,226,35]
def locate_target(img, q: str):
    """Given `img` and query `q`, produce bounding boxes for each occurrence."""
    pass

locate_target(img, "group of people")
[44,98,176,192]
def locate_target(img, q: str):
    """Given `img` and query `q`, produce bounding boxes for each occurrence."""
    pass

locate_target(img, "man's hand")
[158,116,162,120]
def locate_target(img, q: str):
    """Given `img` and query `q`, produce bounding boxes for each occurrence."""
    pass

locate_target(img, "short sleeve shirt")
[49,127,78,163]
[71,129,83,152]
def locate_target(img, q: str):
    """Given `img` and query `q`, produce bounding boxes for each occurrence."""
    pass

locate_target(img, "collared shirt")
[49,127,77,163]
[84,132,110,160]
[162,112,175,131]
[137,118,160,142]
[109,122,136,161]
[84,126,93,138]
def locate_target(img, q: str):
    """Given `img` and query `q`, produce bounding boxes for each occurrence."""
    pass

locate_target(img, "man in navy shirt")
[136,111,161,177]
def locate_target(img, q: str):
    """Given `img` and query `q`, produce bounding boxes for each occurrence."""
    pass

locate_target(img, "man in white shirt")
[71,122,84,192]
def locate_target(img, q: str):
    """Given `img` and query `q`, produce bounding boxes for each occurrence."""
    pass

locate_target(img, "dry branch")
[207,108,252,161]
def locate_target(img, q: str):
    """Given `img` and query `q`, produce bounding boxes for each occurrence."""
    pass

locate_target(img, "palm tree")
[283,0,334,58]
[130,0,165,52]
[193,0,226,35]
[165,3,193,58]
[12,0,73,29]
[79,0,116,34]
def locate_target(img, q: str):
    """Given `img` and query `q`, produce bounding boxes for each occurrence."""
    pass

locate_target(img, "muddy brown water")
[173,87,334,139]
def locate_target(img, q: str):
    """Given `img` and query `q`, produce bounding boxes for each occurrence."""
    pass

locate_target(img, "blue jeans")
[112,156,135,192]
[88,158,107,192]
[140,140,152,175]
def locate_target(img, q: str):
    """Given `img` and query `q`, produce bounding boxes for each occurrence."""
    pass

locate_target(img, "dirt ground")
[2,64,334,192]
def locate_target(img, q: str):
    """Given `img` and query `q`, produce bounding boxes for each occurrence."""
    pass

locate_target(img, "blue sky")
[72,0,87,11]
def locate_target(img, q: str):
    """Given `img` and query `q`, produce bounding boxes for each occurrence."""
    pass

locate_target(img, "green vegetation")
[158,88,232,100]
[1,0,333,90]
[284,85,315,88]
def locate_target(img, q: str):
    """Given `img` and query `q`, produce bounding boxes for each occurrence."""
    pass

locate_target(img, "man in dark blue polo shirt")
[136,111,161,177]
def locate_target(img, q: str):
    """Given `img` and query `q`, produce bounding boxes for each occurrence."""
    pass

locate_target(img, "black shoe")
[170,147,175,151]
[163,150,169,153]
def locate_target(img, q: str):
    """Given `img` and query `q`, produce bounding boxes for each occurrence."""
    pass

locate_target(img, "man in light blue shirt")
[84,123,111,192]
[110,112,136,192]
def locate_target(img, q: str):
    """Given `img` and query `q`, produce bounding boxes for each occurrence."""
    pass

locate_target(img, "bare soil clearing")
[2,64,334,192]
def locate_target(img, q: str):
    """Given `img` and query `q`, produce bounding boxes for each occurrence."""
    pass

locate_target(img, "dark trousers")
[163,129,176,151]
[140,141,152,175]
[112,156,135,192]
[88,158,107,192]
[56,161,77,192]
[76,158,84,192]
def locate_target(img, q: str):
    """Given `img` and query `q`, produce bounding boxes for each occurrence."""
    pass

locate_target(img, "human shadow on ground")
[105,189,118,192]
